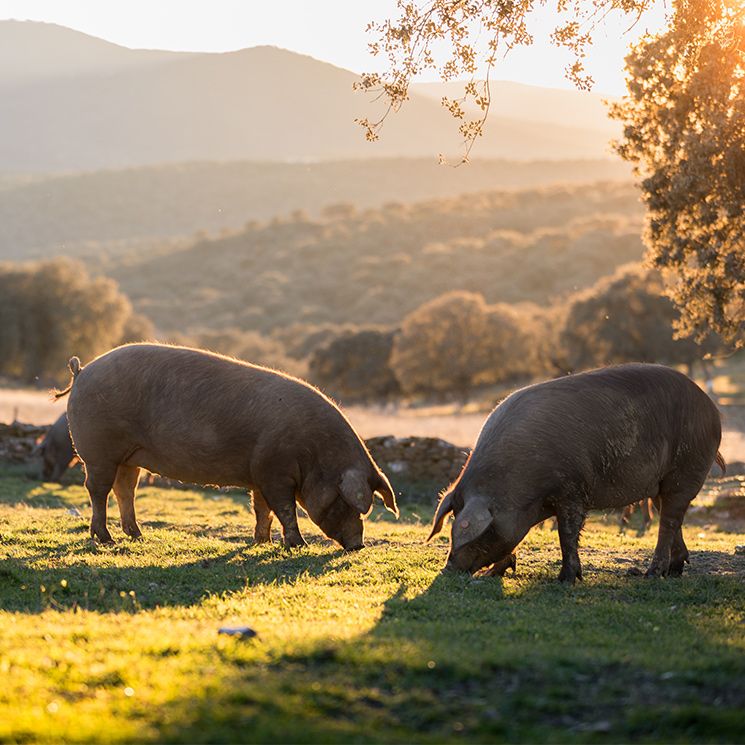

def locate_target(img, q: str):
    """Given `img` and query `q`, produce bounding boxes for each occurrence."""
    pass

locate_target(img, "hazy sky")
[0,0,667,94]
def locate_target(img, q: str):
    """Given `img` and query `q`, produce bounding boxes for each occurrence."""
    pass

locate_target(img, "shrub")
[0,257,148,384]
[309,327,399,401]
[557,263,718,371]
[390,291,539,396]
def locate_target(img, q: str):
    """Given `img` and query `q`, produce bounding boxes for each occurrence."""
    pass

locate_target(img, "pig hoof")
[558,567,580,584]
[667,562,686,577]
[123,525,142,539]
[254,533,272,544]
[485,553,517,577]
[283,537,307,549]
[91,534,115,546]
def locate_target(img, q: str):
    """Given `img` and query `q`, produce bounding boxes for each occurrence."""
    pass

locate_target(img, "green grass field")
[1,468,744,743]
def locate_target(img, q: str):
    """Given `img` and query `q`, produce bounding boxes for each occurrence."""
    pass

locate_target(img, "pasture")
[1,467,744,743]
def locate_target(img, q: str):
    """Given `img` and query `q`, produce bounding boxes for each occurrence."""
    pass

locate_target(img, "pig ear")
[427,491,454,541]
[339,469,373,516]
[451,497,492,552]
[373,471,399,517]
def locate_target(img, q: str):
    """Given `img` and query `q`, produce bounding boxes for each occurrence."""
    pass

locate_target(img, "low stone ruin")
[366,435,469,504]
[0,421,48,463]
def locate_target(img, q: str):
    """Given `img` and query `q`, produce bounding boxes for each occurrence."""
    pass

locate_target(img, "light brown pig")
[56,343,398,547]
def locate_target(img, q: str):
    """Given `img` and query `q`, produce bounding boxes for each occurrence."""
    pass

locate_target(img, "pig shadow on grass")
[0,542,350,615]
[155,556,745,743]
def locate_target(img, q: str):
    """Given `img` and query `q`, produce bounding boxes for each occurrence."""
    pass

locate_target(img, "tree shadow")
[153,550,745,743]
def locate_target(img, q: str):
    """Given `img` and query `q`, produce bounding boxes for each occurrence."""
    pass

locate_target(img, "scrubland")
[1,469,744,743]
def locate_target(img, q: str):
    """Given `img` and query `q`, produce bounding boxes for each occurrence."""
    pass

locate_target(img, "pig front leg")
[259,483,307,548]
[555,503,586,583]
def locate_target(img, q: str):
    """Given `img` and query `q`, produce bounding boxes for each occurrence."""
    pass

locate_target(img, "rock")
[218,626,258,639]
[365,435,470,505]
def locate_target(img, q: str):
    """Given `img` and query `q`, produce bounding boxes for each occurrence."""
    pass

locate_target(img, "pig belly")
[587,473,661,510]
[125,447,253,489]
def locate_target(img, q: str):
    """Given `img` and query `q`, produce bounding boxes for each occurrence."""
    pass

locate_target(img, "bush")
[390,291,538,396]
[557,263,718,371]
[0,258,149,384]
[309,327,400,401]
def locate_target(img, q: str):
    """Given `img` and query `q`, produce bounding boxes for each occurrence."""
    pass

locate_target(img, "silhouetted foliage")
[611,0,744,343]
[0,258,147,383]
[391,291,537,396]
[309,327,400,402]
[358,0,652,157]
[557,264,718,372]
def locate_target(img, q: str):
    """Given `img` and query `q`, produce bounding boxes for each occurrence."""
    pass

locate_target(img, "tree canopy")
[356,0,653,159]
[360,0,744,342]
[610,0,744,342]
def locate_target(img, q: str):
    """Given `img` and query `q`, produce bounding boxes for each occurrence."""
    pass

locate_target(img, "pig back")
[67,344,366,486]
[465,364,721,509]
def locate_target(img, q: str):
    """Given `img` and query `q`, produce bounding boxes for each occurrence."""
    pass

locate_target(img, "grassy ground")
[1,467,744,743]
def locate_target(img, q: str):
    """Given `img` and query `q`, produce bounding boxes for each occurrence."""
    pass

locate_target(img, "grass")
[1,467,744,743]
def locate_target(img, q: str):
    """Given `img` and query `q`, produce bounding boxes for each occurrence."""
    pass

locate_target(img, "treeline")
[112,182,644,333]
[0,159,631,261]
[0,182,715,397]
[305,264,720,401]
[0,258,717,398]
[0,258,152,384]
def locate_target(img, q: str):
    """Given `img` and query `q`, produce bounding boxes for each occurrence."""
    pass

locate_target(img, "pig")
[619,497,656,535]
[428,364,724,582]
[55,343,398,547]
[38,412,76,482]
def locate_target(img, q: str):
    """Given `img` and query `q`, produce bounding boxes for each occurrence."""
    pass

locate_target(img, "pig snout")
[340,518,365,551]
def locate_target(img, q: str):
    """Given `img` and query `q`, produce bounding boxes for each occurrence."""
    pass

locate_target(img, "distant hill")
[412,80,618,135]
[1,21,623,171]
[0,157,632,261]
[109,182,645,334]
[0,20,188,88]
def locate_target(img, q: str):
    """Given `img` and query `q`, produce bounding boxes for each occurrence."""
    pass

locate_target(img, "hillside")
[1,22,623,171]
[0,158,632,261]
[110,182,644,333]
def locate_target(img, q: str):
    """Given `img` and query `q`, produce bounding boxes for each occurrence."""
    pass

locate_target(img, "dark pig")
[38,412,76,482]
[428,364,724,581]
[56,344,398,546]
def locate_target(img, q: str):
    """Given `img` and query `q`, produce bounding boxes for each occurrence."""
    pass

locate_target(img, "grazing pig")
[619,497,656,535]
[38,412,76,482]
[428,364,724,582]
[56,343,398,547]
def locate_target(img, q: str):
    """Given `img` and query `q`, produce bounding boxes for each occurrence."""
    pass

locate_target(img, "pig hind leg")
[252,488,274,543]
[667,527,690,577]
[258,482,306,548]
[113,464,142,539]
[646,480,698,577]
[84,462,118,544]
[555,502,586,583]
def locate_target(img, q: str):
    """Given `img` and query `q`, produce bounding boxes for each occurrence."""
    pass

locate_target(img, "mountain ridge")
[0,20,622,171]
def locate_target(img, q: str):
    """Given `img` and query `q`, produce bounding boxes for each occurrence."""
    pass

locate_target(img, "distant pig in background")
[38,412,76,482]
[429,364,724,582]
[56,343,398,547]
